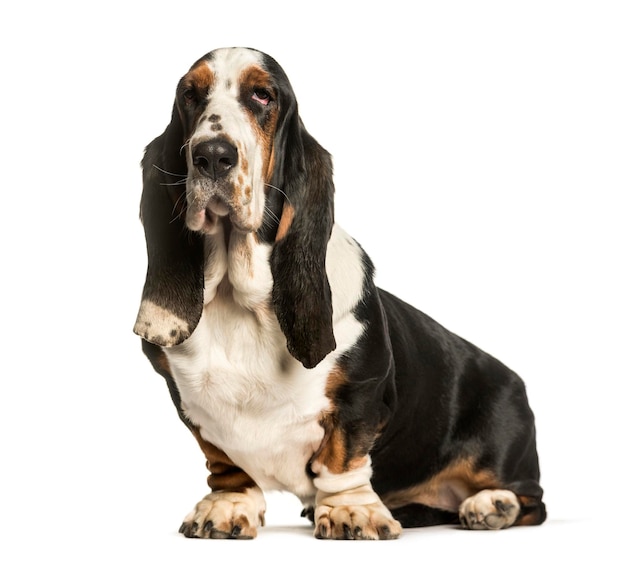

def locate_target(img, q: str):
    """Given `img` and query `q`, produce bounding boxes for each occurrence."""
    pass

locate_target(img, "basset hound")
[133,47,547,540]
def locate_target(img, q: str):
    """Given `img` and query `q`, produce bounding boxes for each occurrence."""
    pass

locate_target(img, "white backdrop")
[1,1,624,560]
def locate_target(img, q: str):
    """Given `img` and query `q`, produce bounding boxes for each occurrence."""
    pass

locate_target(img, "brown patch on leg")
[190,427,257,491]
[311,367,373,474]
[516,495,547,526]
[381,458,500,513]
[312,413,371,474]
[312,413,344,473]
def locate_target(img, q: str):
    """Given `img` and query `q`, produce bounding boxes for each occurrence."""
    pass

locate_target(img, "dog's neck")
[201,219,274,312]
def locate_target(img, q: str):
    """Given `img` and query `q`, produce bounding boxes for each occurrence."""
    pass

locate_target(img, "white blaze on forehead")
[209,47,265,80]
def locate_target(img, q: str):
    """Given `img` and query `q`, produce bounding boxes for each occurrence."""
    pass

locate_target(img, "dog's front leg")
[178,428,266,539]
[312,457,401,540]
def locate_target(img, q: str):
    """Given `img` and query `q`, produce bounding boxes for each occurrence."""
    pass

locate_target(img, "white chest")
[165,300,330,497]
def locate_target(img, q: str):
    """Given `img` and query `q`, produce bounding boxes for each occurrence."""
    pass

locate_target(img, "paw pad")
[459,489,520,530]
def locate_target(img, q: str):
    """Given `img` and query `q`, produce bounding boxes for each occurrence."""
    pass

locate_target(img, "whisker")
[179,140,191,157]
[263,207,281,227]
[159,178,188,187]
[152,164,187,178]
[170,191,188,224]
[265,183,292,206]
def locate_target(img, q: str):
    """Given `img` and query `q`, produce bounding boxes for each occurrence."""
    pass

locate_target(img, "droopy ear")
[133,108,204,347]
[269,98,337,369]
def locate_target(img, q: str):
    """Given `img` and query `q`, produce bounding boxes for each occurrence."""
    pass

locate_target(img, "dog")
[133,47,547,540]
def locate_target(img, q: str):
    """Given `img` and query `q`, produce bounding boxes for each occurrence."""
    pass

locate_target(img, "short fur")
[134,47,546,540]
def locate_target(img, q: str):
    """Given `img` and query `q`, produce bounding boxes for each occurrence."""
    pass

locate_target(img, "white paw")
[179,488,266,539]
[314,501,402,540]
[459,489,520,530]
[312,457,402,540]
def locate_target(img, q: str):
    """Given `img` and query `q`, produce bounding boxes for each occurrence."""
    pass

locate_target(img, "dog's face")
[176,48,282,235]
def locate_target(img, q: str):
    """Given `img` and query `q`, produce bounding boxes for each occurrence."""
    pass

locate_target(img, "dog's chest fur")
[164,224,366,499]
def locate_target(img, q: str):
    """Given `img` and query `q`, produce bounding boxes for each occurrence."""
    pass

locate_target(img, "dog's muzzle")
[185,139,244,234]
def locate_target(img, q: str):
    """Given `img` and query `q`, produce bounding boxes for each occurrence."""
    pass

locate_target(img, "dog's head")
[134,48,336,368]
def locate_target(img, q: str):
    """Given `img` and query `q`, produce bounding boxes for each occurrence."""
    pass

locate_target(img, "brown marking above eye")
[180,62,214,104]
[240,65,273,104]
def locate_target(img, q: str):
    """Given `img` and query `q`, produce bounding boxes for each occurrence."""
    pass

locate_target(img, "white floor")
[6,490,616,563]
[126,518,610,562]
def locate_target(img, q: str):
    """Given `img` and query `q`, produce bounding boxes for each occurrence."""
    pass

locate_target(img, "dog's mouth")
[186,195,231,234]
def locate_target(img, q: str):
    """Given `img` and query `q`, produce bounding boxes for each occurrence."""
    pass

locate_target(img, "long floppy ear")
[133,107,204,347]
[269,89,336,369]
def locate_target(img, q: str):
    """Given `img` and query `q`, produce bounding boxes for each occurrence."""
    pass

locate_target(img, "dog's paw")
[301,504,315,523]
[314,502,402,540]
[179,488,266,539]
[459,489,520,530]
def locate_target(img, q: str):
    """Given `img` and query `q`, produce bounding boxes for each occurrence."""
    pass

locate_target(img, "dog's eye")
[252,88,271,106]
[182,88,196,104]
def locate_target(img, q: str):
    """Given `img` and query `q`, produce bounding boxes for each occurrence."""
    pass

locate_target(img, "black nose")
[192,140,238,180]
